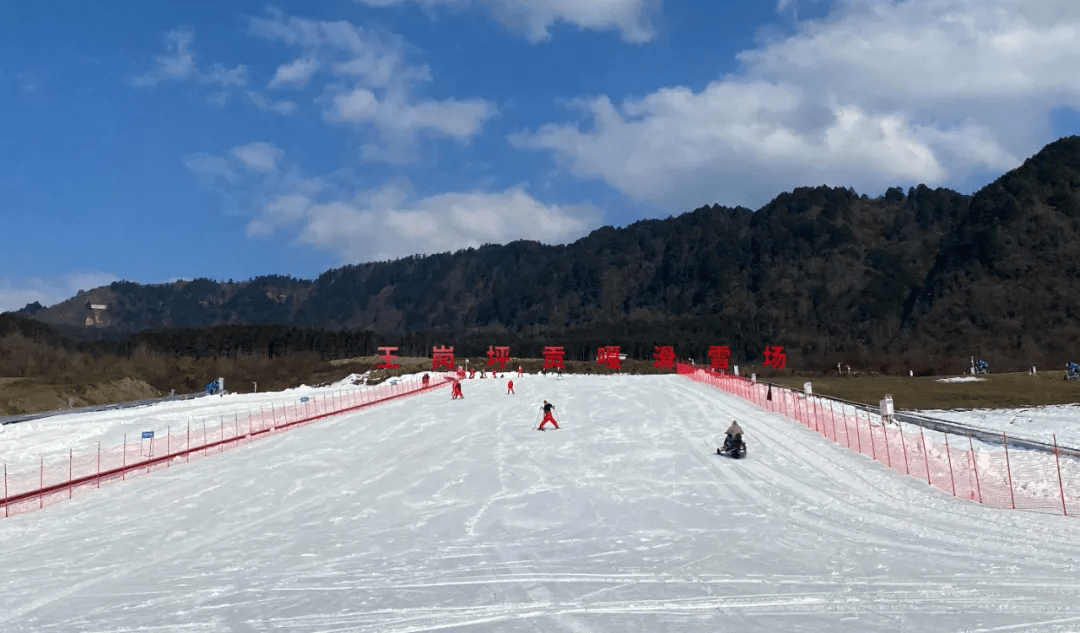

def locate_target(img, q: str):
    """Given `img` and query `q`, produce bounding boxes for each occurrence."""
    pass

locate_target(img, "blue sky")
[2,0,1079,312]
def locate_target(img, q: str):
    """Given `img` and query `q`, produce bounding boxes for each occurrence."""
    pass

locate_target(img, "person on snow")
[422,373,430,387]
[451,379,464,399]
[723,420,743,451]
[517,365,523,377]
[538,399,559,430]
[507,379,515,394]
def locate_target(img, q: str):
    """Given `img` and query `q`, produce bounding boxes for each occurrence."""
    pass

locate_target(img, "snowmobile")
[717,434,747,459]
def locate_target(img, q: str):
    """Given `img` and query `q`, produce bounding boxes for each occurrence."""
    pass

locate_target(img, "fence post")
[899,426,910,475]
[944,434,956,497]
[40,456,44,509]
[187,422,191,463]
[203,420,207,457]
[852,406,862,454]
[97,442,101,488]
[167,426,170,464]
[1003,433,1016,509]
[828,401,840,446]
[219,416,224,452]
[969,436,982,504]
[122,433,127,481]
[867,411,877,461]
[3,463,7,518]
[882,419,892,468]
[920,427,931,486]
[1054,433,1068,516]
[69,448,73,499]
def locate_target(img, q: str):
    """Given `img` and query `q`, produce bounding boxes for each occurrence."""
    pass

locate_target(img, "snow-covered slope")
[2,374,1079,632]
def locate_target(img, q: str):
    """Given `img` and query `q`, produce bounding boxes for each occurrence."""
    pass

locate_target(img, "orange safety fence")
[2,374,453,519]
[678,363,1075,517]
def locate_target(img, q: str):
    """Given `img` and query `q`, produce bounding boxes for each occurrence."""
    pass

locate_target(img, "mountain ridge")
[14,136,1080,374]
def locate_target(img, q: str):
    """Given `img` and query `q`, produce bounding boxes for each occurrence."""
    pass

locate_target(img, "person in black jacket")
[538,400,559,430]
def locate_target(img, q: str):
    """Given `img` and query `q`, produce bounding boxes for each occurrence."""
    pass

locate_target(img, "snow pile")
[935,376,987,382]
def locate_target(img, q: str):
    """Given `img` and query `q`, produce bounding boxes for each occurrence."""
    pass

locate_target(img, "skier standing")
[538,399,559,430]
[451,379,464,399]
[507,379,515,394]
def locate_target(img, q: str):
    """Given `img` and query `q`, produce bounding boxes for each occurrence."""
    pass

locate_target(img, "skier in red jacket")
[507,379,515,394]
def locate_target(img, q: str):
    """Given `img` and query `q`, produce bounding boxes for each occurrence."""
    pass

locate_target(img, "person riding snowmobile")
[722,420,745,454]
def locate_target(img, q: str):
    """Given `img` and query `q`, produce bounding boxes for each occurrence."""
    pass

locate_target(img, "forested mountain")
[15,137,1080,374]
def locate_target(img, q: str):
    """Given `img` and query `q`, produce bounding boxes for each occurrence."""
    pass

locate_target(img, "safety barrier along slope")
[677,363,1078,517]
[1,374,453,519]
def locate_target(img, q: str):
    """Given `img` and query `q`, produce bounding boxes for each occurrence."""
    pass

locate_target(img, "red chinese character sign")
[487,345,511,370]
[763,345,786,369]
[653,345,676,370]
[707,345,730,371]
[597,345,621,370]
[432,346,455,371]
[542,346,565,370]
[377,346,400,369]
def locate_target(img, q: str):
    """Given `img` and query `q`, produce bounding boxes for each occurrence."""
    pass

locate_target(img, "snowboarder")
[507,379,515,394]
[538,399,559,430]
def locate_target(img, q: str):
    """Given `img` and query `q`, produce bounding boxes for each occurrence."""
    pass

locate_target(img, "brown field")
[763,370,1080,411]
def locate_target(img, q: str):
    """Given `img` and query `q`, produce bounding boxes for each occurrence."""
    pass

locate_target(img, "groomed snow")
[3,373,1080,632]
[917,403,1080,448]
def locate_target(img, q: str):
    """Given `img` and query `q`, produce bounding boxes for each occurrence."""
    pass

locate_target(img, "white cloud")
[231,142,285,172]
[0,271,120,313]
[354,0,661,43]
[269,58,318,89]
[271,181,602,262]
[327,88,495,162]
[134,30,248,88]
[247,91,298,115]
[187,139,598,261]
[182,153,238,182]
[250,10,496,162]
[511,0,1080,210]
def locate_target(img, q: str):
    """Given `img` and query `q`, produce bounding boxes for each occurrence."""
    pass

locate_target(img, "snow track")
[2,374,1080,631]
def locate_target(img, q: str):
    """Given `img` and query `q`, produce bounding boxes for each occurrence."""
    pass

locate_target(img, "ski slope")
[3,374,1080,632]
